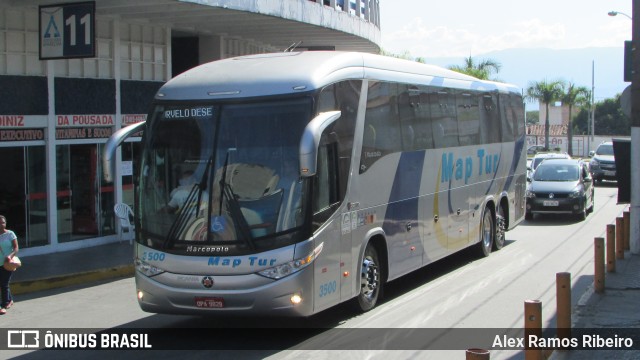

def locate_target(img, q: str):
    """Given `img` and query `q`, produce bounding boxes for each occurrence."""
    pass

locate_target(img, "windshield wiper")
[218,150,256,250]
[164,157,213,248]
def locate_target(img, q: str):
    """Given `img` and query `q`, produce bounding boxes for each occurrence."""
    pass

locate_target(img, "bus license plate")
[543,200,559,207]
[195,297,224,308]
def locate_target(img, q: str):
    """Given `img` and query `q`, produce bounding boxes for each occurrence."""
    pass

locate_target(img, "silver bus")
[104,51,526,316]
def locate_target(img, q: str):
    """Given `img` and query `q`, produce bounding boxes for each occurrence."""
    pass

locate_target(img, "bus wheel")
[356,245,382,312]
[477,206,494,257]
[493,205,506,250]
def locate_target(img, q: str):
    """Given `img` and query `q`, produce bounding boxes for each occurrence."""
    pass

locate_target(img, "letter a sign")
[39,2,95,59]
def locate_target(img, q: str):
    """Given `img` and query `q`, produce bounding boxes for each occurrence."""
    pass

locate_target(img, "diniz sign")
[0,129,45,142]
[0,115,47,142]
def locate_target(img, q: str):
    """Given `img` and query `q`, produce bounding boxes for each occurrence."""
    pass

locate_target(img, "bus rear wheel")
[477,206,494,257]
[493,204,506,250]
[356,244,382,312]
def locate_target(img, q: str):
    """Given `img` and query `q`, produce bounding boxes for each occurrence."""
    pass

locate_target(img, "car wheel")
[588,192,595,213]
[577,200,587,221]
[355,244,382,312]
[477,206,494,257]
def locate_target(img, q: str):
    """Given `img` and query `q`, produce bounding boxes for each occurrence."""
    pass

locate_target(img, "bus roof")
[156,51,521,101]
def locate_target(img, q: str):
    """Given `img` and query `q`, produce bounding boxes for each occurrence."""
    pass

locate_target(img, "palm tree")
[561,83,590,156]
[526,80,565,150]
[448,56,501,80]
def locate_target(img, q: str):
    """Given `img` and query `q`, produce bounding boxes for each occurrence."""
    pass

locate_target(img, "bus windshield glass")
[138,98,312,252]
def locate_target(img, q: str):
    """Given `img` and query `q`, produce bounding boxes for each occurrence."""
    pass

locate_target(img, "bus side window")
[431,91,459,149]
[360,81,401,173]
[480,93,501,144]
[500,94,515,142]
[412,89,434,150]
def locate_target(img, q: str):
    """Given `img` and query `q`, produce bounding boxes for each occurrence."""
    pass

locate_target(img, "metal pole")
[466,349,490,360]
[631,0,640,254]
[594,237,605,293]
[556,272,571,343]
[606,224,616,272]
[524,300,543,360]
[616,218,625,259]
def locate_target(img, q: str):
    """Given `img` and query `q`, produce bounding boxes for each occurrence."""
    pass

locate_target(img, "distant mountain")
[422,47,626,108]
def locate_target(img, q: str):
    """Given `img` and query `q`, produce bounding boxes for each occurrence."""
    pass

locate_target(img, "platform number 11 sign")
[39,1,95,60]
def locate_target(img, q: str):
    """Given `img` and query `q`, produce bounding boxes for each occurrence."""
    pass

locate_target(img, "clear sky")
[379,0,632,58]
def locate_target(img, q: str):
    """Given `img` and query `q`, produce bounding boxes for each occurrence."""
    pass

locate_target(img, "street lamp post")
[608,10,633,20]
[609,7,639,253]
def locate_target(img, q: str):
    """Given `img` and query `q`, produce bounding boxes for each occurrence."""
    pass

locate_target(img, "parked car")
[589,141,616,184]
[525,159,594,221]
[527,145,545,155]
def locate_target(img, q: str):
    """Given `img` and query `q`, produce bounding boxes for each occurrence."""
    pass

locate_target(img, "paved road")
[3,184,627,360]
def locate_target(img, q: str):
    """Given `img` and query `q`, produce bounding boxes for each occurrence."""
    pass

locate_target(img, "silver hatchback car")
[526,159,595,221]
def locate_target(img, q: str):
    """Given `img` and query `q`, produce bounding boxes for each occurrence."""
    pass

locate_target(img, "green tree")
[448,56,501,80]
[526,111,539,125]
[561,83,590,156]
[574,95,629,136]
[526,79,565,150]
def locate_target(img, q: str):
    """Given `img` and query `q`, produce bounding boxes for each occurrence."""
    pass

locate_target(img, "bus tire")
[355,244,382,312]
[477,206,494,257]
[493,204,506,250]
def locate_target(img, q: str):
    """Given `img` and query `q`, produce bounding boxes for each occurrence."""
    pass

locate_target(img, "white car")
[589,142,616,184]
[531,152,572,172]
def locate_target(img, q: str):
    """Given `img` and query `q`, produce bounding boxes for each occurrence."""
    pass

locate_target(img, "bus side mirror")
[102,121,146,182]
[299,111,341,177]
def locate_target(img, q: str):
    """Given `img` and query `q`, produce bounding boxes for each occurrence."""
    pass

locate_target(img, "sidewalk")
[550,251,640,360]
[10,241,134,295]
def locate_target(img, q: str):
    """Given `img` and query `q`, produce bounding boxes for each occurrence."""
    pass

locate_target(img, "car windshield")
[137,98,312,251]
[533,164,579,182]
[596,144,614,156]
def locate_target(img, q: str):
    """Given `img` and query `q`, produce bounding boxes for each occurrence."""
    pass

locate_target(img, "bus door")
[312,133,351,311]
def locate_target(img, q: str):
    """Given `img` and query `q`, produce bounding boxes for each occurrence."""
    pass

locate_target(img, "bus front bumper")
[134,267,315,317]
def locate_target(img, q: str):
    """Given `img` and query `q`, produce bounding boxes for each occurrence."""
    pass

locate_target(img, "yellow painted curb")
[11,266,135,295]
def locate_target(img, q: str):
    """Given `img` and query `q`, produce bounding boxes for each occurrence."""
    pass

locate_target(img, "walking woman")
[0,215,19,315]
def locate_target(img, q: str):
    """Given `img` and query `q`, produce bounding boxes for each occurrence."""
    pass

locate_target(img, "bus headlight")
[258,243,324,280]
[135,258,165,277]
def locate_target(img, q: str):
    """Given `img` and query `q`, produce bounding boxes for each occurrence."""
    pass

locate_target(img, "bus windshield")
[138,98,312,253]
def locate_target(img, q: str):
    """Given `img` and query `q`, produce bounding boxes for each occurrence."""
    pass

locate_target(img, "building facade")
[0,0,380,256]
